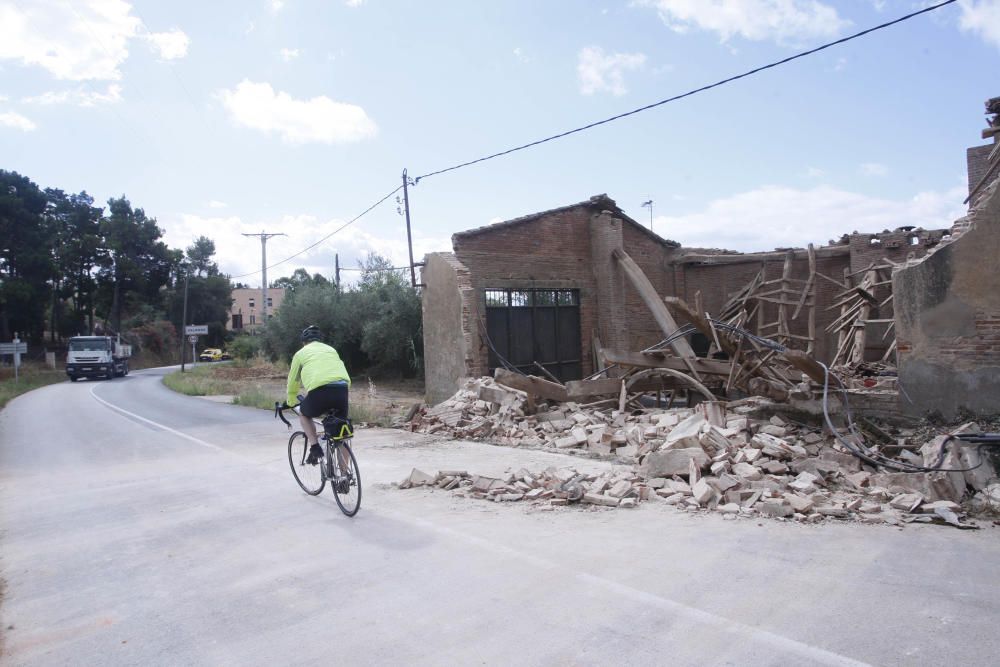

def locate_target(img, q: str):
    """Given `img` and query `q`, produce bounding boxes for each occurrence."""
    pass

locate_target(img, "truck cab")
[66,336,131,381]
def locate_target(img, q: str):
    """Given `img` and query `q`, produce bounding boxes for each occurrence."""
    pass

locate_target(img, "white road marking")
[89,384,235,458]
[90,380,871,666]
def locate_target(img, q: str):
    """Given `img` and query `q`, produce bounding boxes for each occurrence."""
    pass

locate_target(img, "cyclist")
[286,325,351,465]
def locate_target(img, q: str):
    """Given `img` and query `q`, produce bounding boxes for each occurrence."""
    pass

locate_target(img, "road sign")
[188,335,199,344]
[0,342,27,354]
[185,325,208,335]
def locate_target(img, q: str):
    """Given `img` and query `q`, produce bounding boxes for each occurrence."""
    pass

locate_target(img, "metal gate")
[484,288,582,381]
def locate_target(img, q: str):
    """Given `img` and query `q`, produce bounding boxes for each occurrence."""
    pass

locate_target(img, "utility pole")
[402,169,417,289]
[242,230,286,325]
[335,253,341,288]
[641,199,654,232]
[179,269,189,373]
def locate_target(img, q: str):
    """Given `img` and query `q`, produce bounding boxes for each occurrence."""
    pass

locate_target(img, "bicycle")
[275,402,362,517]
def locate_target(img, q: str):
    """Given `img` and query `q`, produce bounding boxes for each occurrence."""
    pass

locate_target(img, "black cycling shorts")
[300,383,349,419]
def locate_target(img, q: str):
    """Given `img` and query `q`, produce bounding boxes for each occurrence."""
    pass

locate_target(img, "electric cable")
[818,361,995,474]
[413,0,957,184]
[230,184,403,279]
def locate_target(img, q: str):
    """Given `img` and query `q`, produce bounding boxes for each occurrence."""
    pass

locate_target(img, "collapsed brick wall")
[424,196,953,405]
[421,253,481,405]
[895,179,1000,419]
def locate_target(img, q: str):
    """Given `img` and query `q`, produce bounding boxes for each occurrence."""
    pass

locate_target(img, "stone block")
[640,448,709,479]
[607,480,633,498]
[757,501,793,518]
[409,468,437,486]
[692,479,715,505]
[732,462,763,480]
[662,413,707,449]
[583,493,621,507]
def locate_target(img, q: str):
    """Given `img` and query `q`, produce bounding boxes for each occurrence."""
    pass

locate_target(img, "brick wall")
[895,180,1000,419]
[968,144,994,207]
[453,205,601,378]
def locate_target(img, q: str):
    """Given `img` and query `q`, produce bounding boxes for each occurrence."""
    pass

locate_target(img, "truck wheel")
[69,376,78,382]
[124,362,129,376]
[106,364,115,379]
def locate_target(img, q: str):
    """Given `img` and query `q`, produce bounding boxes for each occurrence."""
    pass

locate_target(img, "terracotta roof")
[452,194,680,248]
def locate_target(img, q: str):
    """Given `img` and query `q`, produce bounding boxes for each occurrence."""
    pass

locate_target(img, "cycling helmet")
[300,325,322,343]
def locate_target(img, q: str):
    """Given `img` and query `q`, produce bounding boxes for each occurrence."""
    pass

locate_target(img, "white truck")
[66,335,132,381]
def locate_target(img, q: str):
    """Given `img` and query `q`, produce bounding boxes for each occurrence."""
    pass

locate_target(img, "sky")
[1,0,998,287]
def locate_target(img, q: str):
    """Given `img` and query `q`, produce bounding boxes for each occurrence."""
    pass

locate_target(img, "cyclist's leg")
[298,391,323,446]
[329,385,351,474]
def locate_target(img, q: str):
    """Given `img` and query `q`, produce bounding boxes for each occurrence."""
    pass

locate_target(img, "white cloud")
[279,47,300,62]
[208,200,228,209]
[345,0,366,6]
[0,1,188,80]
[860,162,888,177]
[164,212,448,284]
[0,110,36,131]
[145,29,189,60]
[577,46,646,96]
[958,0,1000,49]
[805,166,826,178]
[270,0,286,11]
[23,84,122,107]
[513,47,530,63]
[636,0,850,46]
[656,184,966,252]
[0,0,140,80]
[218,80,377,144]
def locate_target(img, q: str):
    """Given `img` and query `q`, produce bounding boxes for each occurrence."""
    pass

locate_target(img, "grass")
[0,363,66,410]
[162,359,418,428]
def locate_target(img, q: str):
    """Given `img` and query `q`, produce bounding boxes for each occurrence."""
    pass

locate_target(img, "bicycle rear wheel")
[330,441,361,517]
[288,431,325,495]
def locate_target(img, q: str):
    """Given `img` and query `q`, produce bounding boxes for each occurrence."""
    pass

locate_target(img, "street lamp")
[641,199,654,232]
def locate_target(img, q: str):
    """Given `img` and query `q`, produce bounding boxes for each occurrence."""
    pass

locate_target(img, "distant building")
[228,287,286,334]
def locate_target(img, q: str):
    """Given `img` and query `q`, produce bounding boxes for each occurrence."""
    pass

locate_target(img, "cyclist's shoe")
[306,443,324,465]
[335,476,351,494]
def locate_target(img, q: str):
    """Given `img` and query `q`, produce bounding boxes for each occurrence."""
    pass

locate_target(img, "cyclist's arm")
[286,353,303,407]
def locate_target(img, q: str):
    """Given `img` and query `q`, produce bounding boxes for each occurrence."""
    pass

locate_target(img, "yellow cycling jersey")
[286,341,351,406]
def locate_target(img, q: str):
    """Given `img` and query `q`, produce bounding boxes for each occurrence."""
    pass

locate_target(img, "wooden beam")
[612,248,695,358]
[782,349,827,385]
[494,368,568,402]
[601,349,733,375]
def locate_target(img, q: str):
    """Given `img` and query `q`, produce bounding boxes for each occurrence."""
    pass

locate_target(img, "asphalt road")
[1,367,999,666]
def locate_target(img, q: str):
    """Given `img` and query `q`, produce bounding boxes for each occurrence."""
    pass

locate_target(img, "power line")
[413,0,957,184]
[229,184,403,279]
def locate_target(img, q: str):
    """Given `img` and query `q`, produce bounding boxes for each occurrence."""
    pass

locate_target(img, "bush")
[227,334,261,361]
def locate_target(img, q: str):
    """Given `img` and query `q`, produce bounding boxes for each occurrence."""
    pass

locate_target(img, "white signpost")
[1,335,27,383]
[184,325,207,366]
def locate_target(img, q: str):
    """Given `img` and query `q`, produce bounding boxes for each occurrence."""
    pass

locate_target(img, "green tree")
[96,196,173,333]
[43,188,103,338]
[271,267,329,290]
[186,236,219,277]
[0,171,52,341]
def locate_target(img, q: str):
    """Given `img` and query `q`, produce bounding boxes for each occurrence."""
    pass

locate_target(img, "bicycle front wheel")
[330,441,361,517]
[288,431,325,495]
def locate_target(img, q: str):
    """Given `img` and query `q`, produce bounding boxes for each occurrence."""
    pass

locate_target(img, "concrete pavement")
[1,367,998,665]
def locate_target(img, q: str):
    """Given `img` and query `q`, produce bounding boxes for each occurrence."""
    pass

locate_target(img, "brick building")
[227,287,286,334]
[421,194,946,403]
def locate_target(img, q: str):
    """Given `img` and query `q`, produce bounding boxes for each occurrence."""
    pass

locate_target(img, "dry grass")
[162,361,422,426]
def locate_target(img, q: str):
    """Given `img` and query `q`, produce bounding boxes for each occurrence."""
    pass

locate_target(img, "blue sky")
[2,0,998,286]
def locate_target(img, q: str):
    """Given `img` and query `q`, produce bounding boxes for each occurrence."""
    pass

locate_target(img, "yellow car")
[198,348,230,362]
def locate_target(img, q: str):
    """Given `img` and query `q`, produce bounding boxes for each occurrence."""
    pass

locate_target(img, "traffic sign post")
[1,335,26,383]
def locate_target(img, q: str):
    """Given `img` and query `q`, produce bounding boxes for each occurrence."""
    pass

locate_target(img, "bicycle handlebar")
[274,401,293,427]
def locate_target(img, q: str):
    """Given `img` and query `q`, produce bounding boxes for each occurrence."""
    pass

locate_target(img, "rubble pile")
[405,378,996,527]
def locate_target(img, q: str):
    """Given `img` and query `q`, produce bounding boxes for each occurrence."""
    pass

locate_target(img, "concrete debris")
[403,377,994,527]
